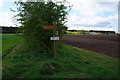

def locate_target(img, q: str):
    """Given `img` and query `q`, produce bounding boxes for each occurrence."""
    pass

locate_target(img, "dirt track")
[61,34,119,58]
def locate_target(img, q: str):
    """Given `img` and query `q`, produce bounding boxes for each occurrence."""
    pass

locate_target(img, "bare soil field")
[61,34,119,58]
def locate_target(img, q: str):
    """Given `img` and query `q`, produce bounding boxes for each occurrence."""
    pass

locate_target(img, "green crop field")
[2,34,21,57]
[0,34,1,79]
[0,34,2,56]
[2,34,119,78]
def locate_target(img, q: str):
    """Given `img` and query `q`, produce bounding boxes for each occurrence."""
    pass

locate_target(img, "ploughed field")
[61,34,119,58]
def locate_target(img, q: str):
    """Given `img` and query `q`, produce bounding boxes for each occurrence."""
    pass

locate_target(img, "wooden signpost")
[43,25,67,59]
[43,26,67,30]
[43,25,57,59]
[43,26,54,30]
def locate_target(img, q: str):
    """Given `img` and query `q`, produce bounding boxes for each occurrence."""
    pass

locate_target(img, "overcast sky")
[0,0,119,33]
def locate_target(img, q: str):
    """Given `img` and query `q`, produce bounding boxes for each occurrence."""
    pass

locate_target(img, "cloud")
[67,13,117,27]
[0,0,22,27]
[0,0,3,7]
[67,0,118,16]
[66,0,118,32]
[0,12,15,26]
[74,21,112,28]
[68,25,114,31]
[107,14,118,20]
[0,0,119,33]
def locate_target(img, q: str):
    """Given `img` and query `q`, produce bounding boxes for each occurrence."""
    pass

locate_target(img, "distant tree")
[13,0,71,53]
[2,27,20,33]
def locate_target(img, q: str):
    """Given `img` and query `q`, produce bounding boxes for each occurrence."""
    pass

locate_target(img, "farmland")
[61,34,119,58]
[2,34,21,58]
[2,34,119,78]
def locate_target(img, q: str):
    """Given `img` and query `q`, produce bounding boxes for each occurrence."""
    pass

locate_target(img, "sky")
[0,0,119,33]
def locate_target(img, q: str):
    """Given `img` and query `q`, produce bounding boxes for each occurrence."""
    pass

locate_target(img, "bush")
[14,1,70,54]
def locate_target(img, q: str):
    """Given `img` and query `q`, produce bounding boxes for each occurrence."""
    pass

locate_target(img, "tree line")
[0,26,20,33]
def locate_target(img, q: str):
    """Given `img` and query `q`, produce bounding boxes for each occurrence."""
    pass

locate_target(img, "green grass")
[2,34,21,57]
[2,34,119,78]
[0,34,2,57]
[0,34,1,79]
[1,34,20,78]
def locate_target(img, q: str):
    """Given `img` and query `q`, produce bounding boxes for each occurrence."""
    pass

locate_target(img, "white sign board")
[50,37,59,40]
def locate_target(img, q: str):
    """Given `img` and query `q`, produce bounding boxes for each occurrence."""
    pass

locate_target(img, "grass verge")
[2,38,119,78]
